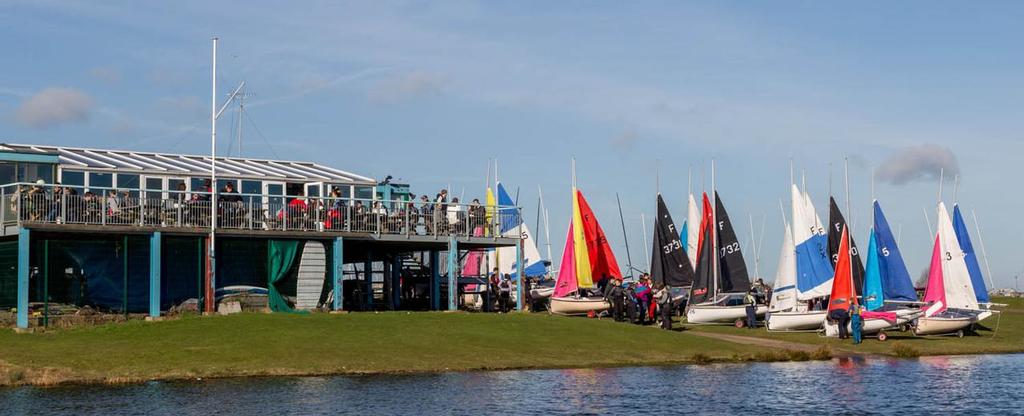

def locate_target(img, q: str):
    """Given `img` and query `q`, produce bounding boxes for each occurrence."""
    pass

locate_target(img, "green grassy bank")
[0,312,763,386]
[1,297,1019,386]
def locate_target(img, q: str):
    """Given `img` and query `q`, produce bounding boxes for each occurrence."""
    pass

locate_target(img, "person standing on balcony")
[434,189,448,233]
[447,197,464,234]
[420,195,433,234]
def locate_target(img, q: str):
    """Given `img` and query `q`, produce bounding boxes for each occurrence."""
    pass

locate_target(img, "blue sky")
[2,1,1022,288]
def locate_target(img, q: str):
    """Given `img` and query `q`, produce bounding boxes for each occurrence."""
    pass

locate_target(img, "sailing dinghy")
[549,181,622,315]
[686,192,768,325]
[823,226,919,339]
[952,204,997,322]
[914,202,980,336]
[766,184,833,331]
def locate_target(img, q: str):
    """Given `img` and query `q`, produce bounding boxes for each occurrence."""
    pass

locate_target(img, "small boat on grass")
[549,162,622,316]
[914,203,982,336]
[686,190,767,325]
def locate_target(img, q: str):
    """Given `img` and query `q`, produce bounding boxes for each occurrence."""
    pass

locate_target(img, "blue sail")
[872,201,917,302]
[680,221,688,257]
[795,233,834,296]
[862,230,884,311]
[952,205,989,303]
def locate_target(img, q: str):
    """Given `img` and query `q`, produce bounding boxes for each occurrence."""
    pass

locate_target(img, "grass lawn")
[687,297,1024,357]
[0,312,758,386]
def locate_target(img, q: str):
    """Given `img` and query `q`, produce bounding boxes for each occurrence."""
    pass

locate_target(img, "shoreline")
[2,297,1020,387]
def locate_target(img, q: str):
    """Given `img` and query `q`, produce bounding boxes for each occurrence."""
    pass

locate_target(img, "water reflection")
[1,354,1021,415]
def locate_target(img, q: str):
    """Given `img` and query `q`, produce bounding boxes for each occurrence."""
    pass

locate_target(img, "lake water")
[2,354,1021,415]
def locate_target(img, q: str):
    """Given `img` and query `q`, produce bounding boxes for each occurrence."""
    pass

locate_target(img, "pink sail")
[922,235,946,315]
[461,226,487,277]
[554,223,578,297]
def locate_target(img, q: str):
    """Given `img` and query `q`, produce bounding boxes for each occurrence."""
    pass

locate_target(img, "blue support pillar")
[391,255,402,309]
[430,250,440,311]
[515,238,524,312]
[16,228,29,329]
[149,232,161,318]
[332,237,344,311]
[364,250,373,310]
[447,236,458,311]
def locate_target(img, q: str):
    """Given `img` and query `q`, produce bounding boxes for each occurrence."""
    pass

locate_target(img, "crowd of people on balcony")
[9,180,508,236]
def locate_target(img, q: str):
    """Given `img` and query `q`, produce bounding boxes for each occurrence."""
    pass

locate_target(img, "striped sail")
[791,185,834,300]
[686,193,700,269]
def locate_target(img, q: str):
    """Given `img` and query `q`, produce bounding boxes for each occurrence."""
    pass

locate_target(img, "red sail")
[695,192,713,261]
[828,225,857,312]
[576,190,622,281]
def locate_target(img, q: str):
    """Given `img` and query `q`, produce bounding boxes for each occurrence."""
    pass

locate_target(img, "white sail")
[770,223,797,312]
[937,202,979,310]
[490,223,545,277]
[686,193,700,269]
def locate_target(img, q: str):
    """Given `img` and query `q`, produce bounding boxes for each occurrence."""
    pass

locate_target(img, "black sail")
[651,194,694,287]
[689,222,714,304]
[714,192,751,293]
[827,197,865,293]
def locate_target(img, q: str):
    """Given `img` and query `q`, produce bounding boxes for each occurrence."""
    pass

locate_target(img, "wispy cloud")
[877,144,959,185]
[89,66,121,84]
[15,87,95,129]
[367,71,447,104]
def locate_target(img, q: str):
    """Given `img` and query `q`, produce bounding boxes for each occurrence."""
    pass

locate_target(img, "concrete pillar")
[430,250,440,311]
[447,236,458,311]
[332,237,344,311]
[16,228,29,329]
[149,232,161,318]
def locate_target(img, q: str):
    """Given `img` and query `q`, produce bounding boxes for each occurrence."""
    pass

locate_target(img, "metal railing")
[0,182,522,238]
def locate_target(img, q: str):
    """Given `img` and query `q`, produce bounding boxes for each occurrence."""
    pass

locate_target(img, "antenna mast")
[616,193,634,279]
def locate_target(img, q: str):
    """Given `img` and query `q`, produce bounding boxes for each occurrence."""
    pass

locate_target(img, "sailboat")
[822,225,920,339]
[650,194,694,288]
[765,184,832,331]
[685,192,700,270]
[549,168,623,315]
[685,191,768,325]
[914,202,980,336]
[488,182,547,278]
[870,200,919,308]
[952,204,996,322]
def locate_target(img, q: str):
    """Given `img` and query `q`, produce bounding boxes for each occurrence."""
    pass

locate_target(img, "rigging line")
[163,120,207,153]
[243,110,281,160]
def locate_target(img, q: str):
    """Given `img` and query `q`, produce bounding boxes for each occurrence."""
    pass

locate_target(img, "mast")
[616,193,634,279]
[711,159,718,298]
[953,174,960,205]
[641,213,650,273]
[844,157,854,300]
[923,207,934,239]
[539,185,553,273]
[207,36,218,314]
[748,214,758,280]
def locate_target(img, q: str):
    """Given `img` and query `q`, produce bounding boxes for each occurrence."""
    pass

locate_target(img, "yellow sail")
[571,188,594,288]
[485,187,496,237]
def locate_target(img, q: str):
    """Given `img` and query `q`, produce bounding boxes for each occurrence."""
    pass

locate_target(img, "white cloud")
[877,144,959,185]
[15,87,95,129]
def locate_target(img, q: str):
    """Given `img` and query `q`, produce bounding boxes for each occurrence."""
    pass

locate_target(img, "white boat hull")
[530,287,554,300]
[766,310,827,331]
[823,308,919,337]
[686,304,768,324]
[549,296,610,316]
[914,315,976,336]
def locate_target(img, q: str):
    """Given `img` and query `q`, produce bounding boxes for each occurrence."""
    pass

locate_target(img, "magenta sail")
[554,223,578,297]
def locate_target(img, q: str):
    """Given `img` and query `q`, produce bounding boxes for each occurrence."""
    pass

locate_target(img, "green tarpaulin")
[267,240,299,312]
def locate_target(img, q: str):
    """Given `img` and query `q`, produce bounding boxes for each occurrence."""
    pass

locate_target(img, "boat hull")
[686,304,768,324]
[549,296,610,316]
[530,287,554,300]
[823,308,919,337]
[766,310,827,331]
[914,315,976,336]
